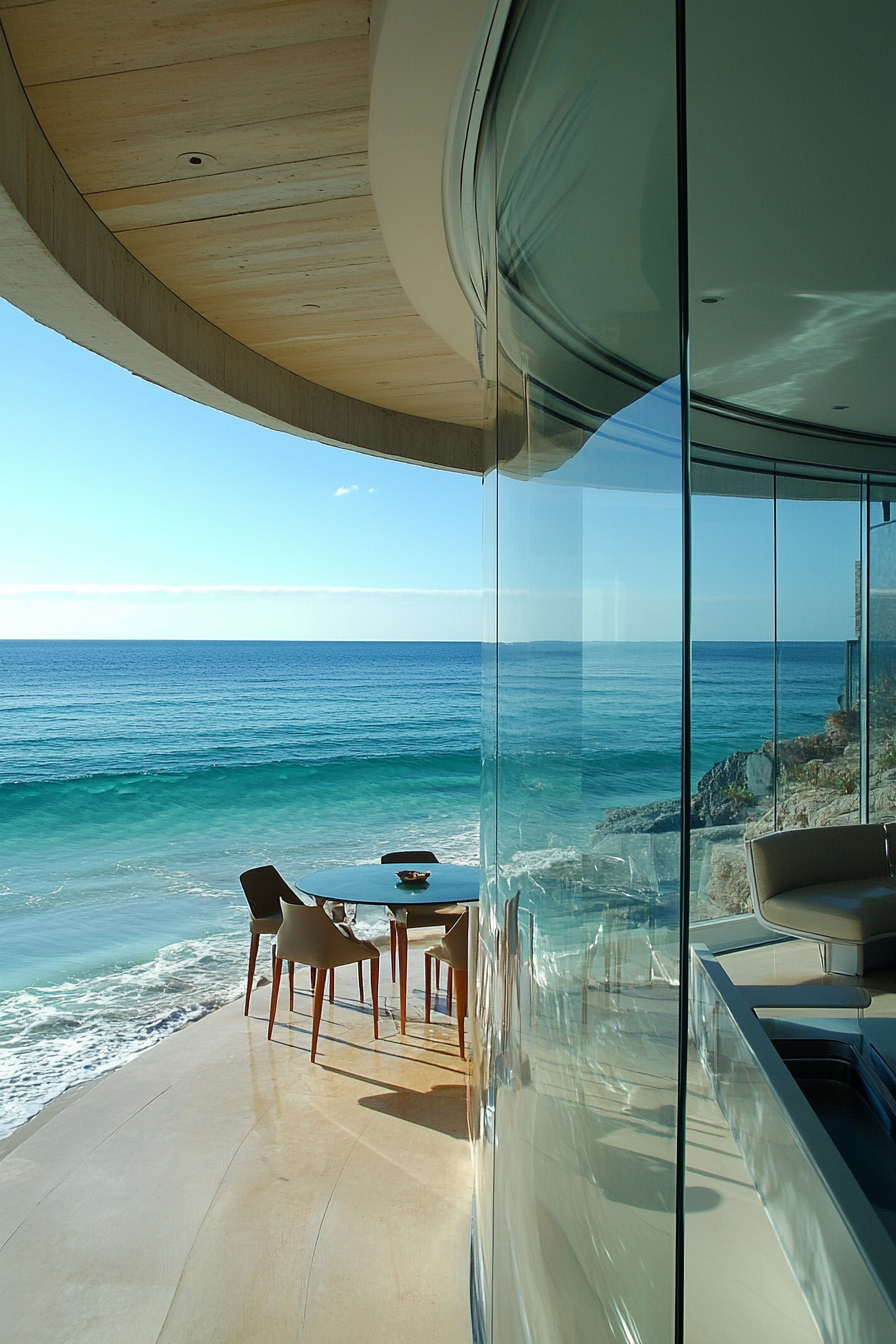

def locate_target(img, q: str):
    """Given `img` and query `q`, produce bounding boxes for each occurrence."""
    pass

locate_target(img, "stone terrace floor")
[0,937,473,1344]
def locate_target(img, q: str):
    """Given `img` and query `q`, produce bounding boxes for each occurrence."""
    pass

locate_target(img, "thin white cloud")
[334,485,358,496]
[368,488,376,494]
[0,583,481,597]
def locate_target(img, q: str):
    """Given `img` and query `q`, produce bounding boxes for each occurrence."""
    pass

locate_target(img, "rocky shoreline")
[589,707,893,920]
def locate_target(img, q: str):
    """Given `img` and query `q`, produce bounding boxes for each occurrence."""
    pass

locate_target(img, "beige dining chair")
[240,864,335,1012]
[381,849,459,973]
[382,849,463,1034]
[424,909,469,1058]
[268,898,381,1062]
[239,864,294,1015]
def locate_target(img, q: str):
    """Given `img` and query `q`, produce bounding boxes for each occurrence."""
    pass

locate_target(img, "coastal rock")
[692,751,772,827]
[588,717,874,921]
[689,825,751,921]
[826,708,860,750]
[704,844,752,916]
[597,799,684,835]
[766,731,840,770]
[746,752,774,796]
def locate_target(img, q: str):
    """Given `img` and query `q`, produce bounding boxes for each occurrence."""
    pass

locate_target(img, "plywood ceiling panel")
[87,154,370,231]
[44,108,370,196]
[0,0,369,82]
[1,0,486,429]
[26,38,370,193]
[119,198,395,307]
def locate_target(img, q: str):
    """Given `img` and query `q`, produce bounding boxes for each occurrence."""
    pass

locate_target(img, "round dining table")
[297,863,480,1033]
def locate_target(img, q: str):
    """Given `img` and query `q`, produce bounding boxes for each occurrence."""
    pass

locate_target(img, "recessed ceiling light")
[176,151,218,170]
[832,404,849,410]
[700,296,722,304]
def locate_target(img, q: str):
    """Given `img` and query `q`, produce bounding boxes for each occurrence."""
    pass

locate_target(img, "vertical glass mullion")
[773,475,779,830]
[674,0,691,1327]
[861,477,870,823]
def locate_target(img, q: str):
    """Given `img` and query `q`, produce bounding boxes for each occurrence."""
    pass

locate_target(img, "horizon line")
[0,583,483,597]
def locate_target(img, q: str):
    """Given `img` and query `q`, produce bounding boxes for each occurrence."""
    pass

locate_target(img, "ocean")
[0,639,845,1137]
[0,640,481,1138]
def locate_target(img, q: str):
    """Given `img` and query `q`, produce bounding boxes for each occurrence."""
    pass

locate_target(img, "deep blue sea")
[0,639,845,1137]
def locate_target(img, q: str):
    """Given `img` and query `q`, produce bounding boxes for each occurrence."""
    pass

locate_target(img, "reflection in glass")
[472,0,896,1340]
[480,0,683,1334]
[775,488,862,830]
[690,465,775,921]
[489,383,683,1344]
[869,489,896,823]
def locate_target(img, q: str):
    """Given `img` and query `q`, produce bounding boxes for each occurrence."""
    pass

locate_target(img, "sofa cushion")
[764,878,896,942]
[749,824,888,904]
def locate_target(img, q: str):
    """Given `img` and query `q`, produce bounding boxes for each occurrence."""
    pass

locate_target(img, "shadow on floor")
[357,1083,469,1140]
[317,1061,469,1139]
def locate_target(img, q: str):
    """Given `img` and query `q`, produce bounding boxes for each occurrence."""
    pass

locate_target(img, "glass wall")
[689,463,865,925]
[690,462,775,922]
[477,1,683,1340]
[776,483,863,830]
[469,0,896,1340]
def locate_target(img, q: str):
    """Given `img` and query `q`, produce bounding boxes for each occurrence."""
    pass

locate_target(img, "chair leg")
[435,958,441,991]
[370,956,380,1040]
[397,922,409,1034]
[425,954,432,1023]
[288,960,295,1011]
[310,964,327,1063]
[244,932,260,1015]
[310,966,316,990]
[267,956,283,1040]
[329,967,335,1003]
[455,967,467,1058]
[358,960,365,1003]
[447,967,453,1015]
[390,921,397,981]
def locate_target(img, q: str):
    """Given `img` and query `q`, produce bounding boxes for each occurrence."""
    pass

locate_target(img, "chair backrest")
[239,865,299,920]
[381,849,439,865]
[441,909,469,969]
[276,897,354,967]
[745,824,888,909]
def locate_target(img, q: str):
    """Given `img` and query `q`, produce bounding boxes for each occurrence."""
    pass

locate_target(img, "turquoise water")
[0,639,845,1137]
[0,641,480,1137]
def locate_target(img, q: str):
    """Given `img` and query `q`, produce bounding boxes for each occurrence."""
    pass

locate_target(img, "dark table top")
[296,863,480,907]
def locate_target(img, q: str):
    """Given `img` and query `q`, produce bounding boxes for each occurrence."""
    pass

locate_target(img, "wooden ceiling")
[0,0,487,428]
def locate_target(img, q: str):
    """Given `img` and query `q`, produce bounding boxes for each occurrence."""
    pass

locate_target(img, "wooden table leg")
[396,909,408,1034]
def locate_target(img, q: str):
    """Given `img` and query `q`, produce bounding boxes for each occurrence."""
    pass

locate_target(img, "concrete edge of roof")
[0,25,484,477]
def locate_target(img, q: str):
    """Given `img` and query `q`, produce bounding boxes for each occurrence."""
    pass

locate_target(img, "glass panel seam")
[675,0,691,1336]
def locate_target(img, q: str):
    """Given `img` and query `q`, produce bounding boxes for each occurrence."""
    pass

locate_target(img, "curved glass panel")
[478,2,683,1341]
[473,3,896,1343]
[687,0,896,442]
[493,0,679,387]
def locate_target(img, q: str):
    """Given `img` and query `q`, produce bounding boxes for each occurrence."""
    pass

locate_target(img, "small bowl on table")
[396,869,431,885]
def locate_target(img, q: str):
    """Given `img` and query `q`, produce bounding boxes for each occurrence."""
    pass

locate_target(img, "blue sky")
[0,299,860,640]
[693,492,859,642]
[0,299,483,639]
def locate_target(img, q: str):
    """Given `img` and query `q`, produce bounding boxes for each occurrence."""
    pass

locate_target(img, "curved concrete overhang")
[368,0,489,371]
[0,21,484,474]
